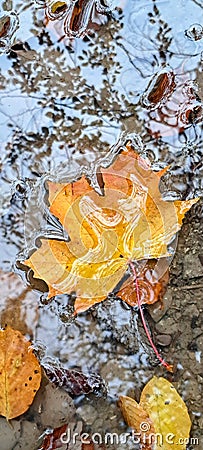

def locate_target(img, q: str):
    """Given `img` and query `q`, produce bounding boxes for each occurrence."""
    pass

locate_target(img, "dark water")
[0,1,202,449]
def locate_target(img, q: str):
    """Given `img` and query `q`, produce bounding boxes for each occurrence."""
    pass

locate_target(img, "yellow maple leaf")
[24,144,198,313]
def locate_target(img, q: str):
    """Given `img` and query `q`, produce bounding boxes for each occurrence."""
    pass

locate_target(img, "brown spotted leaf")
[0,326,41,419]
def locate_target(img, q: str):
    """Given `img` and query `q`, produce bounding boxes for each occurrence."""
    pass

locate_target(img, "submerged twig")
[129,260,173,372]
[176,284,203,290]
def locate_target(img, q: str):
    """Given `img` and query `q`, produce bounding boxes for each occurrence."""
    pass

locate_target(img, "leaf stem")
[129,260,173,372]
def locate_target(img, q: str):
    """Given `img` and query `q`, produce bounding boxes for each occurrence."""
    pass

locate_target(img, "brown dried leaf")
[42,363,107,397]
[116,259,169,307]
[119,395,154,450]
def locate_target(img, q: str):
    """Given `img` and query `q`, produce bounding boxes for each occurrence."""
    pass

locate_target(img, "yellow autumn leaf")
[119,376,191,450]
[24,143,198,313]
[0,326,41,420]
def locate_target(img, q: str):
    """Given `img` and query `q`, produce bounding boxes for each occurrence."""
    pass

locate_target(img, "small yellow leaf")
[0,326,41,419]
[140,377,191,450]
[119,377,191,450]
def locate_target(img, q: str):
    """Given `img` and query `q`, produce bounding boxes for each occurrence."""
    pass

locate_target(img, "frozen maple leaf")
[24,143,198,314]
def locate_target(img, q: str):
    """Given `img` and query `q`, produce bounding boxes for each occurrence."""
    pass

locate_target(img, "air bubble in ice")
[185,23,203,41]
[0,12,19,53]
